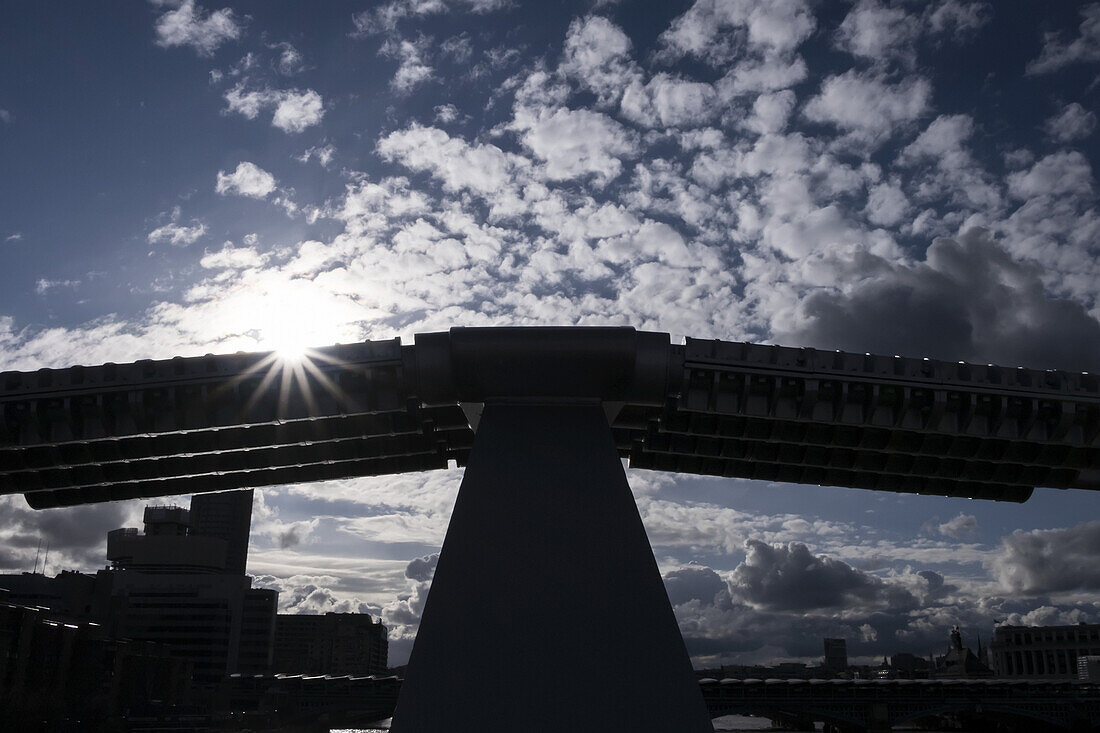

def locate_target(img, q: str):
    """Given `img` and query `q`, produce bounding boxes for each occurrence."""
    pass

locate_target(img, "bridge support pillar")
[390,402,712,731]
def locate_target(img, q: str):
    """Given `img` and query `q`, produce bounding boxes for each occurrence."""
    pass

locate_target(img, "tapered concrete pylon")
[390,402,712,732]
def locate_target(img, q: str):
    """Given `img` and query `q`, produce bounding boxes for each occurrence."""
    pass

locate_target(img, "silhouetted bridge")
[700,677,1100,732]
[4,326,1099,731]
[213,673,1100,733]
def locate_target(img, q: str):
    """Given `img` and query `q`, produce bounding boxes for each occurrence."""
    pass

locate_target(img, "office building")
[274,613,388,676]
[989,622,1100,678]
[0,569,95,619]
[823,638,848,672]
[190,490,254,576]
[95,496,276,683]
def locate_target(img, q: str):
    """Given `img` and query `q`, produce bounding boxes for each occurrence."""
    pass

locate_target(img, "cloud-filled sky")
[1,0,1099,668]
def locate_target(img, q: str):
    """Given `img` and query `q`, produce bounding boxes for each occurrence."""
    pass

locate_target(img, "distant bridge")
[214,673,1100,733]
[701,677,1100,732]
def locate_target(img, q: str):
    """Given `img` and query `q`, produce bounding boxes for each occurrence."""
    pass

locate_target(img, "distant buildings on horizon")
[0,490,388,688]
[699,624,1100,682]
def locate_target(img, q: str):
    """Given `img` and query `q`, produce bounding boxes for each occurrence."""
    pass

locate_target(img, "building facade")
[823,638,848,672]
[190,490,254,576]
[274,612,388,676]
[990,622,1100,678]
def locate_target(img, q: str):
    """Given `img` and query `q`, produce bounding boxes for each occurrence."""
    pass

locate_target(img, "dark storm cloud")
[404,552,439,582]
[664,564,728,606]
[0,496,135,572]
[990,520,1100,594]
[729,540,917,612]
[785,229,1100,372]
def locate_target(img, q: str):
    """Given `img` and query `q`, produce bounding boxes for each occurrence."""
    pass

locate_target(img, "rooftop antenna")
[42,541,49,577]
[32,538,41,574]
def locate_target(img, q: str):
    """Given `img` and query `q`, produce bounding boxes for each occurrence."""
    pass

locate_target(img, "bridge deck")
[1,326,1097,507]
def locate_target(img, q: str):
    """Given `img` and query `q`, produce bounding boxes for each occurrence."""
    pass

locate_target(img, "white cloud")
[742,89,796,134]
[199,243,266,269]
[5,232,23,242]
[991,521,1100,594]
[153,0,241,56]
[864,179,909,227]
[926,1,991,39]
[0,108,12,124]
[381,36,434,93]
[297,144,336,167]
[803,70,931,143]
[148,221,206,246]
[35,278,80,295]
[434,104,459,123]
[272,89,325,132]
[215,161,277,198]
[1044,102,1097,142]
[835,0,922,66]
[717,55,808,97]
[620,74,719,128]
[223,84,325,132]
[1006,151,1095,200]
[1026,4,1100,75]
[376,125,528,217]
[440,34,473,64]
[513,106,638,185]
[271,41,305,75]
[351,0,510,37]
[561,15,637,106]
[659,0,816,63]
[938,513,978,538]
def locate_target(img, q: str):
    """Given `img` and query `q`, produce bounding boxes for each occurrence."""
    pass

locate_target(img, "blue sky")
[1,0,1099,668]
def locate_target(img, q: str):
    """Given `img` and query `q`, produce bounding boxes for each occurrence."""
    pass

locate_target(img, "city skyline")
[1,1,1099,669]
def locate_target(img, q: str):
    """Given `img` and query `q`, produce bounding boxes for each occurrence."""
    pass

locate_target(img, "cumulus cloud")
[991,521,1100,595]
[1006,150,1094,200]
[513,106,639,185]
[153,0,241,56]
[620,74,719,128]
[271,41,305,75]
[1026,4,1100,75]
[381,36,434,93]
[938,514,978,539]
[926,1,991,39]
[782,229,1100,371]
[148,222,205,247]
[834,0,922,66]
[1044,102,1098,142]
[376,124,528,216]
[351,0,511,37]
[223,84,325,132]
[404,552,439,582]
[272,90,325,132]
[658,0,816,63]
[561,15,637,106]
[803,70,931,144]
[664,564,728,606]
[199,243,266,269]
[148,208,206,247]
[215,161,277,198]
[729,540,916,611]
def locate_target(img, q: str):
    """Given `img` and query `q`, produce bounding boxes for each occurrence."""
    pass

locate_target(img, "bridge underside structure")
[2,327,1099,730]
